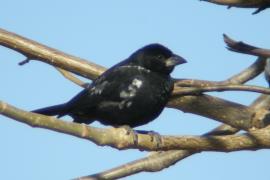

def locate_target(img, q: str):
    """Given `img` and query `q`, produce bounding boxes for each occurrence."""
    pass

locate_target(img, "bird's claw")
[120,127,162,148]
[136,130,162,148]
[148,131,162,148]
[120,125,139,145]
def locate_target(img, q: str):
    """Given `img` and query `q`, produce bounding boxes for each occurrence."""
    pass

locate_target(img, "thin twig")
[174,57,266,87]
[201,0,268,7]
[18,57,32,65]
[201,0,270,14]
[224,34,270,57]
[173,84,270,96]
[221,57,266,84]
[56,68,89,88]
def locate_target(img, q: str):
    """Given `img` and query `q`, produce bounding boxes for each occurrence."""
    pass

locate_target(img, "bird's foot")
[119,125,138,145]
[136,130,162,148]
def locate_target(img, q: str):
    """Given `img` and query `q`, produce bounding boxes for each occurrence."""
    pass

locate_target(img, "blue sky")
[0,1,270,180]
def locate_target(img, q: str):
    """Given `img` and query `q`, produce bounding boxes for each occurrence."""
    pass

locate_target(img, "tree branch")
[221,57,266,84]
[224,34,270,57]
[75,93,270,180]
[174,56,266,87]
[173,84,270,96]
[0,28,106,80]
[75,118,259,180]
[75,150,193,180]
[79,93,267,180]
[169,94,268,130]
[55,68,89,88]
[76,126,267,180]
[201,0,270,14]
[251,94,270,110]
[1,101,270,152]
[0,99,239,180]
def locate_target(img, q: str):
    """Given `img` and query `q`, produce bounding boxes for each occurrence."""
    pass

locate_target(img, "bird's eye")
[157,55,164,60]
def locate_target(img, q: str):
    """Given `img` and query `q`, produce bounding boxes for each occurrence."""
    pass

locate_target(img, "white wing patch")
[132,78,143,88]
[90,81,109,95]
[119,78,143,109]
[120,78,143,98]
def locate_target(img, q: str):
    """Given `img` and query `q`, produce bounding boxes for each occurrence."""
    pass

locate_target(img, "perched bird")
[33,44,186,127]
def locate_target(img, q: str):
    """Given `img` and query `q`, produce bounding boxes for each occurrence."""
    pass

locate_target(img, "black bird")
[33,44,186,127]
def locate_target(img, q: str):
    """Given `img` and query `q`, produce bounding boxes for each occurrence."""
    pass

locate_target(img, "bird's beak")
[165,54,187,67]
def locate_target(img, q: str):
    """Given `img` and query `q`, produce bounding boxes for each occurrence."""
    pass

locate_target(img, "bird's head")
[129,44,187,75]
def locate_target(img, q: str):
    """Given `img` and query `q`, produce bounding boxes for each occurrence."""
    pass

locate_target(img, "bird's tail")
[32,103,68,118]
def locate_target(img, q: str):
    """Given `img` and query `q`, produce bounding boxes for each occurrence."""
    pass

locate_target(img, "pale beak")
[165,54,187,67]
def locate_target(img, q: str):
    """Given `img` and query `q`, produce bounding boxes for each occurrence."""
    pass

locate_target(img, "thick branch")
[76,125,267,180]
[78,123,233,179]
[169,95,259,130]
[252,94,270,110]
[1,101,270,152]
[80,96,264,180]
[76,150,193,180]
[0,28,106,79]
[75,92,270,180]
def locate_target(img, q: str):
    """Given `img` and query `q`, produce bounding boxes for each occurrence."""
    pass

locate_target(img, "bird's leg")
[136,130,162,148]
[119,125,139,145]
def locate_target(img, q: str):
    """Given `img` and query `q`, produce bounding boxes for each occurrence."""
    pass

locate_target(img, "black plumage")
[33,44,186,127]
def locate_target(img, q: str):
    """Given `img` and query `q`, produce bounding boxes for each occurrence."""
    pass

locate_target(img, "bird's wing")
[65,65,149,111]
